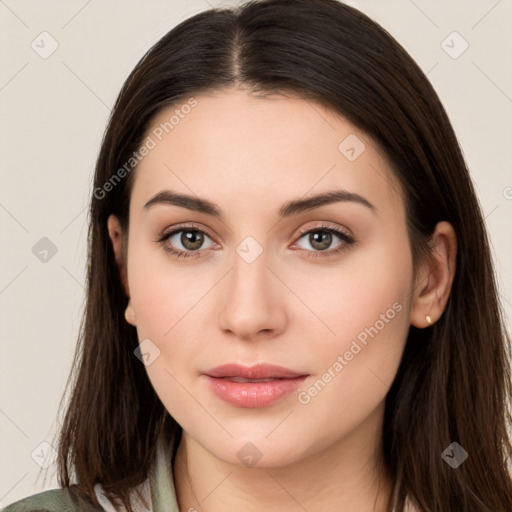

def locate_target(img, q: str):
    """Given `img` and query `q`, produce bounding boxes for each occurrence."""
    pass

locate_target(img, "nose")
[217,249,288,341]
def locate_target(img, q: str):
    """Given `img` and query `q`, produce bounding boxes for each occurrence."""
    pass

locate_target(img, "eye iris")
[181,230,203,250]
[310,231,332,251]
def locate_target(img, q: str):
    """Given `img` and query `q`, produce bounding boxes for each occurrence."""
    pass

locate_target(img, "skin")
[107,87,457,512]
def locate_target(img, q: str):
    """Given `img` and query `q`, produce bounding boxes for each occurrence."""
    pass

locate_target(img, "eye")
[156,224,217,259]
[292,224,355,259]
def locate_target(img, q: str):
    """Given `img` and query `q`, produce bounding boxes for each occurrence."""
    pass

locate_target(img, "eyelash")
[155,223,355,260]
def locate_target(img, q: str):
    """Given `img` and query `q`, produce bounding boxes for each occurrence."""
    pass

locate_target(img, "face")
[117,88,417,467]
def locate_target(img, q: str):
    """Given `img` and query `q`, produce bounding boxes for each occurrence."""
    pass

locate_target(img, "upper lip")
[204,363,307,379]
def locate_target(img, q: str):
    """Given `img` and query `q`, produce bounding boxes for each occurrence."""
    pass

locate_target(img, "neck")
[173,402,394,512]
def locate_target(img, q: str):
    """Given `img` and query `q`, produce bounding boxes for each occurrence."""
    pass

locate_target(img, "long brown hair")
[50,0,512,510]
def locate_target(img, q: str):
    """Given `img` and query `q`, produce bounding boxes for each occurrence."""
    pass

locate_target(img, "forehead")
[130,88,405,221]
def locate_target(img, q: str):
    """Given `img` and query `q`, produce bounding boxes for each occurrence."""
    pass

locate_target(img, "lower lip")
[204,375,308,408]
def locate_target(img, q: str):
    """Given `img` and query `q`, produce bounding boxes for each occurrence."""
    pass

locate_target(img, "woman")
[3,0,511,511]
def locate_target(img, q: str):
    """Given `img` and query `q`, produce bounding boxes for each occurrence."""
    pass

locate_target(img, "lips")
[204,363,307,380]
[203,363,309,408]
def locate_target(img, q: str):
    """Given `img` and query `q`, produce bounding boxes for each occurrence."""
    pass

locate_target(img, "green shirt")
[0,435,180,512]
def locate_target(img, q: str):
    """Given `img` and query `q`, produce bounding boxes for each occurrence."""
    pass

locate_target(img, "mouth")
[203,363,309,408]
[204,362,307,380]
[215,376,283,383]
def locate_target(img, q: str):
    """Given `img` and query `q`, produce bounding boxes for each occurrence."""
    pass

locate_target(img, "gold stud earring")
[426,315,432,326]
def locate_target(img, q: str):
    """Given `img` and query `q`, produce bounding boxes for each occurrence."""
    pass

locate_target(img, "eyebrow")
[143,189,376,218]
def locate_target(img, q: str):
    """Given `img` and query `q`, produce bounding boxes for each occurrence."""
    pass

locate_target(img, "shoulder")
[1,485,104,512]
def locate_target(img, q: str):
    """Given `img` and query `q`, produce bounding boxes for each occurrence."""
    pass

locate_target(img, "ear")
[410,221,457,328]
[107,214,130,297]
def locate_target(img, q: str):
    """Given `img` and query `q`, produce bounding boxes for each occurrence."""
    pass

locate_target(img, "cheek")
[126,241,220,397]
[126,249,210,427]
[127,233,210,338]
[291,232,413,413]
[293,298,410,455]
[291,230,413,351]
[128,270,212,383]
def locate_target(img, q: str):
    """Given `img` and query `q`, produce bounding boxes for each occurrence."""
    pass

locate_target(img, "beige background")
[0,0,511,506]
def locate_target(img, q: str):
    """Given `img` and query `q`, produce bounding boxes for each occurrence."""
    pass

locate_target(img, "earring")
[124,306,132,324]
[426,315,432,326]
